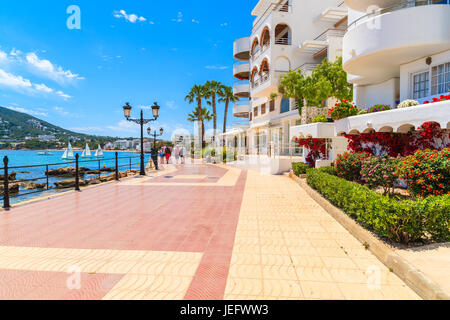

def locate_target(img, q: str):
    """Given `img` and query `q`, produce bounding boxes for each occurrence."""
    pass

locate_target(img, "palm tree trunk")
[197,98,204,149]
[223,98,229,146]
[212,93,217,137]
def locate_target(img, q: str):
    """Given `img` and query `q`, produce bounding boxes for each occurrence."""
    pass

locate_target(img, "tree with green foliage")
[187,107,213,146]
[278,57,353,115]
[204,80,223,137]
[185,85,207,147]
[218,85,239,145]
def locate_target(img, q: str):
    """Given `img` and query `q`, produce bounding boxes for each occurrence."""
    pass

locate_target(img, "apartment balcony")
[233,37,250,61]
[345,0,400,12]
[233,80,250,98]
[315,6,348,23]
[343,1,450,85]
[251,70,288,98]
[298,28,347,59]
[233,62,250,80]
[233,101,250,118]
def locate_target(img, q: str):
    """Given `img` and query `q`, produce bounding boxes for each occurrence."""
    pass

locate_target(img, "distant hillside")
[0,106,116,143]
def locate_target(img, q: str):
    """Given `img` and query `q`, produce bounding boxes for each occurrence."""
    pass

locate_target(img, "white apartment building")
[343,0,450,108]
[228,0,348,163]
[289,0,450,168]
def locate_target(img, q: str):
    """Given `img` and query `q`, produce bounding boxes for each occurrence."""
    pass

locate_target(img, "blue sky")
[0,0,255,139]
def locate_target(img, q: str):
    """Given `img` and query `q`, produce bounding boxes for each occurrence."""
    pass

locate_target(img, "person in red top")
[164,146,172,164]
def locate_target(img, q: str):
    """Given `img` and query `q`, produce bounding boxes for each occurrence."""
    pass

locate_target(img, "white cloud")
[54,106,79,117]
[0,68,71,99]
[25,52,84,84]
[10,48,22,57]
[106,120,139,134]
[205,65,229,70]
[114,10,147,23]
[220,22,228,27]
[6,106,48,117]
[0,50,7,62]
[171,12,183,22]
[192,19,200,24]
[165,100,178,110]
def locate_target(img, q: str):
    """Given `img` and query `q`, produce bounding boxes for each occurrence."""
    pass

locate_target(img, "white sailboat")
[95,145,104,158]
[81,143,92,158]
[62,142,75,160]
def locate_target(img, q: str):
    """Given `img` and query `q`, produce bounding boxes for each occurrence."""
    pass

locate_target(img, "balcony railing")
[348,0,450,30]
[275,37,292,45]
[251,70,289,89]
[252,3,293,34]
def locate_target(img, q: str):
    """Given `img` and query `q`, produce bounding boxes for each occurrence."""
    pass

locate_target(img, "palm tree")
[187,107,213,144]
[204,80,223,137]
[218,85,239,145]
[185,85,206,147]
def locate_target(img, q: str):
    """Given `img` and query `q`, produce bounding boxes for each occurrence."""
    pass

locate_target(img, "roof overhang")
[315,7,348,23]
[298,40,328,54]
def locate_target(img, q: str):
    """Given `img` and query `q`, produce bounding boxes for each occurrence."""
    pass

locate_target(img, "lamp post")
[123,102,160,176]
[147,127,164,170]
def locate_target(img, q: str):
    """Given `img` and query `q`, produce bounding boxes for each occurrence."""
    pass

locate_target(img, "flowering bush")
[396,149,449,198]
[398,99,419,109]
[423,94,450,104]
[328,100,358,120]
[335,152,371,182]
[360,155,399,196]
[345,122,449,157]
[296,138,328,168]
[312,114,328,123]
[368,104,390,113]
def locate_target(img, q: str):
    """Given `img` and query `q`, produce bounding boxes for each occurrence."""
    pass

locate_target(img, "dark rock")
[0,173,17,181]
[54,179,88,189]
[46,167,90,177]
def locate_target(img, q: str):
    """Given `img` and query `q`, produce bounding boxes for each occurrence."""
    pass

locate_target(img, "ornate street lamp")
[122,102,161,176]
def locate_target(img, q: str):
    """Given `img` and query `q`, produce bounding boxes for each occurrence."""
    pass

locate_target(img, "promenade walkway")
[0,164,420,300]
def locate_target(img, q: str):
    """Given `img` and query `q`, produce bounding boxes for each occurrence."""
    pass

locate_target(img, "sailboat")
[62,142,75,160]
[81,143,92,158]
[94,145,104,158]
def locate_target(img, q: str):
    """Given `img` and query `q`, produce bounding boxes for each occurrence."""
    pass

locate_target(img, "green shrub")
[360,155,399,196]
[312,114,328,123]
[292,162,309,176]
[368,104,390,113]
[335,152,371,182]
[396,149,449,198]
[317,166,337,176]
[306,169,450,244]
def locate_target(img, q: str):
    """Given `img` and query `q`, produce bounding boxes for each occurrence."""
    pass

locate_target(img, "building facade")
[227,0,348,160]
[343,0,450,108]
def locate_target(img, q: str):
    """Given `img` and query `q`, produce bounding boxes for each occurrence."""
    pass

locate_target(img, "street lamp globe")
[123,102,132,118]
[151,102,160,118]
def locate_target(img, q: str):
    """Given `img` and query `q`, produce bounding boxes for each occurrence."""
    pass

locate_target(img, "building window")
[254,107,258,117]
[261,103,266,115]
[269,100,275,112]
[280,98,290,113]
[250,112,253,121]
[413,71,429,99]
[431,62,450,95]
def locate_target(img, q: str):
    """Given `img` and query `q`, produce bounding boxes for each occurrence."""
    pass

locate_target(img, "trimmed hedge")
[317,166,337,176]
[306,169,449,244]
[292,162,309,176]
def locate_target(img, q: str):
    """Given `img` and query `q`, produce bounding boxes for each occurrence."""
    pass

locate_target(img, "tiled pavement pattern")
[224,170,420,300]
[0,164,420,300]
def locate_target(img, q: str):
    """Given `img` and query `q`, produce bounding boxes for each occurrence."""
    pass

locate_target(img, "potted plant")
[329,100,359,120]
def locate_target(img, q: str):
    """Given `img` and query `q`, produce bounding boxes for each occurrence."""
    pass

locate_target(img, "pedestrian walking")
[174,145,180,164]
[179,145,185,164]
[165,146,172,164]
[159,147,165,165]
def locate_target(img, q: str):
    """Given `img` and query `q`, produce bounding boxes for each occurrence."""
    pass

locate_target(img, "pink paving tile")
[0,165,247,300]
